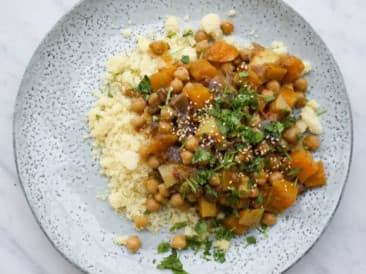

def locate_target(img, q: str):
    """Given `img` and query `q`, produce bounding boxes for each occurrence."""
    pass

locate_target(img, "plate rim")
[12,0,354,273]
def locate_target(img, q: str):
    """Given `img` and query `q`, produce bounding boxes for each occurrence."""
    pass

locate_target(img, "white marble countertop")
[0,0,365,273]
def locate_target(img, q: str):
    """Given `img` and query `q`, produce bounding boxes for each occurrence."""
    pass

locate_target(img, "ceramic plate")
[13,0,352,273]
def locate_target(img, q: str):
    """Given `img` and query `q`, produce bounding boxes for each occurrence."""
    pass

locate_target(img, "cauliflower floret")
[165,16,180,35]
[303,60,312,74]
[300,105,322,134]
[201,13,222,39]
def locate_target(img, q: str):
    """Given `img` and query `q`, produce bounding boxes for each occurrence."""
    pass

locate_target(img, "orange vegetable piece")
[189,59,218,81]
[206,41,239,63]
[290,150,319,182]
[264,64,287,81]
[224,215,248,235]
[269,94,291,114]
[304,161,327,188]
[199,197,217,217]
[279,55,305,83]
[144,134,178,155]
[150,65,176,91]
[279,87,300,108]
[265,180,298,213]
[183,83,212,108]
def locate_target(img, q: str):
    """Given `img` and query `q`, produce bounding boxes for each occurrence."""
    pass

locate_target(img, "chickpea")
[295,92,307,107]
[266,80,280,92]
[154,193,167,203]
[170,193,184,207]
[130,98,146,114]
[196,40,209,53]
[294,77,308,92]
[303,135,320,150]
[126,235,141,253]
[144,178,159,194]
[282,126,300,143]
[209,173,221,186]
[160,106,175,121]
[269,171,284,184]
[185,136,199,152]
[158,121,173,134]
[149,40,169,55]
[148,93,160,107]
[147,155,160,169]
[174,67,190,81]
[194,30,210,42]
[158,184,170,197]
[247,187,259,198]
[239,48,251,62]
[170,78,183,93]
[171,234,187,249]
[180,149,193,165]
[220,21,234,35]
[134,215,149,229]
[131,115,145,129]
[146,197,161,212]
[261,213,277,226]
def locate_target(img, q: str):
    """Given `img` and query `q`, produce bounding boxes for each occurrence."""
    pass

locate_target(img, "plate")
[13,0,352,273]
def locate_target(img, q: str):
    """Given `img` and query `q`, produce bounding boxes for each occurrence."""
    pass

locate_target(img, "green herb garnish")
[170,222,188,232]
[181,55,190,64]
[157,242,171,253]
[157,250,188,274]
[238,71,249,78]
[192,149,214,164]
[95,114,102,120]
[213,248,226,263]
[107,91,113,98]
[136,75,152,98]
[204,184,218,199]
[264,95,275,103]
[287,167,303,177]
[245,235,257,247]
[264,121,285,138]
[256,194,263,206]
[167,32,177,39]
[182,29,194,37]
[317,109,327,116]
[143,209,151,215]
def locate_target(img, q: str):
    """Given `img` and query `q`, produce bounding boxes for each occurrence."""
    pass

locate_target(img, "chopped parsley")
[135,75,152,98]
[256,194,264,206]
[170,222,188,232]
[107,91,113,98]
[95,114,102,120]
[157,242,171,253]
[213,248,226,263]
[317,108,327,116]
[287,167,303,177]
[167,32,177,38]
[264,121,285,138]
[187,170,214,193]
[181,55,190,64]
[157,249,188,274]
[192,149,214,165]
[143,209,151,215]
[264,95,275,103]
[245,235,257,247]
[182,29,194,37]
[238,71,249,78]
[204,184,218,199]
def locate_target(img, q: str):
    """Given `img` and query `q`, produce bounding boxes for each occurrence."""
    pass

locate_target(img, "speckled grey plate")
[13,0,352,273]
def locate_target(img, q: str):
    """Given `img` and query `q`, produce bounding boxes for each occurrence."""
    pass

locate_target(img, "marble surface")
[0,0,364,273]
